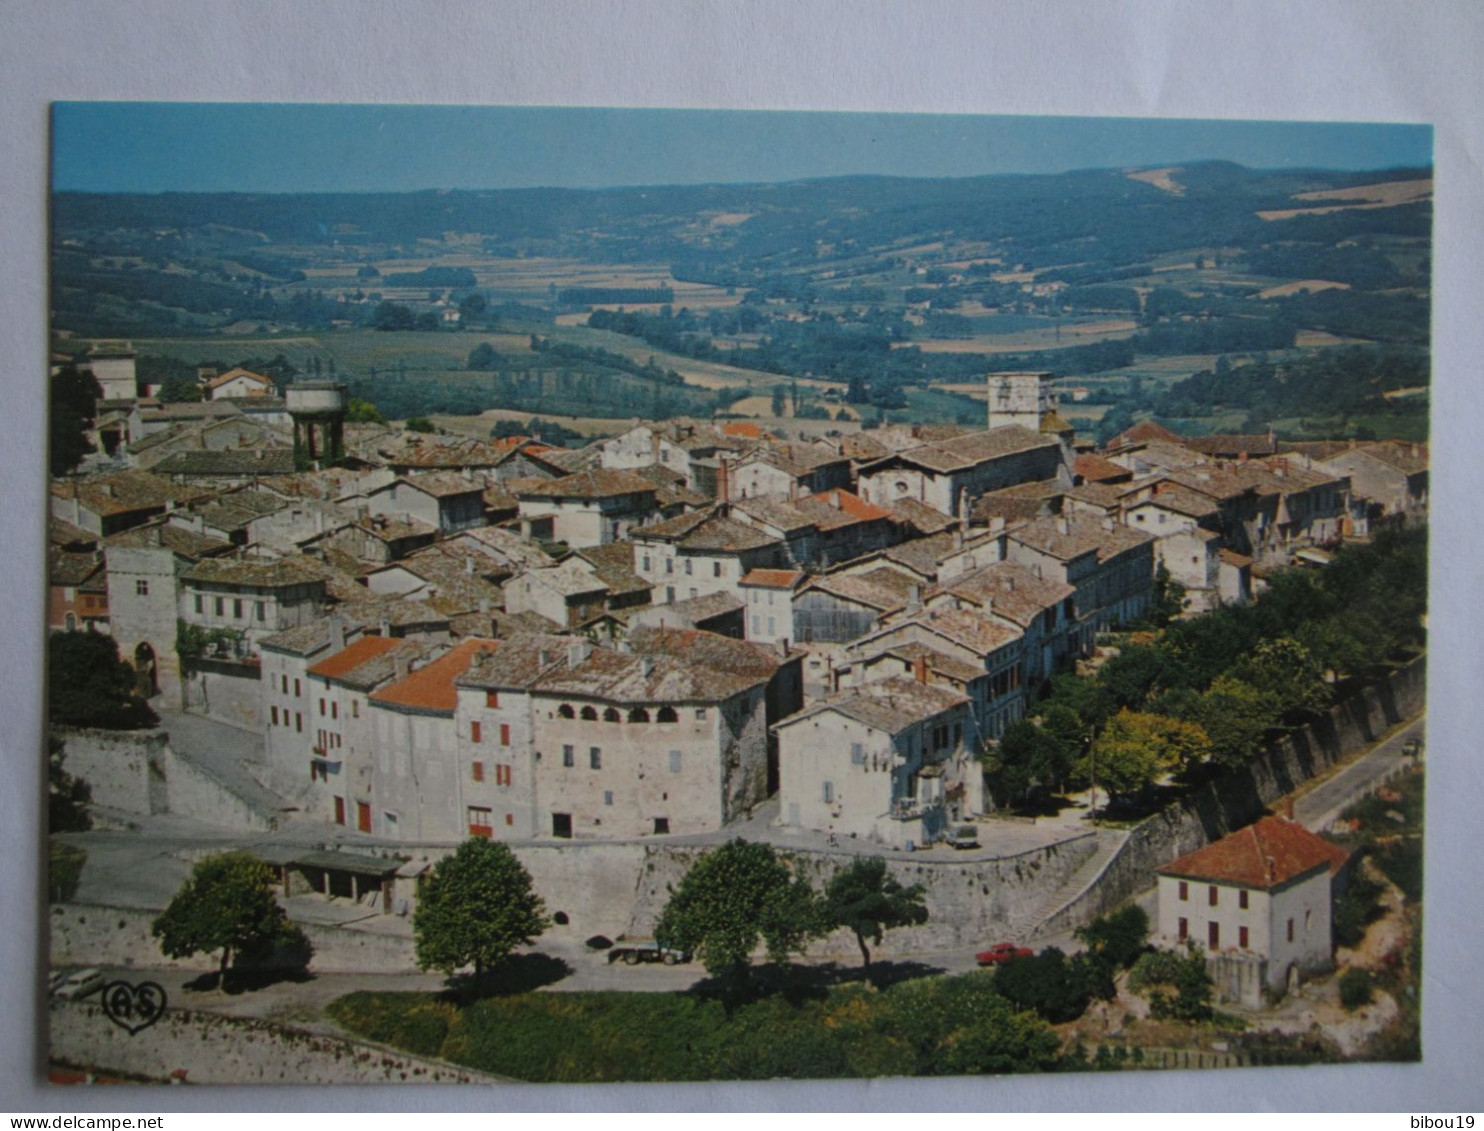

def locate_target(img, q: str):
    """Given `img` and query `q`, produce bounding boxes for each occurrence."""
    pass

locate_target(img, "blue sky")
[52,103,1432,194]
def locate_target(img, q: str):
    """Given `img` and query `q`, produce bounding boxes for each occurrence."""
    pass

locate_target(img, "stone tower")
[286,381,349,464]
[986,370,1057,431]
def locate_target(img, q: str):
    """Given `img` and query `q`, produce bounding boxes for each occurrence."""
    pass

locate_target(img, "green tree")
[655,839,819,982]
[820,856,928,969]
[50,365,102,476]
[989,720,1071,806]
[771,385,787,416]
[1081,710,1210,803]
[1073,905,1150,972]
[1233,636,1331,723]
[152,852,309,985]
[1191,675,1275,769]
[158,374,204,403]
[1147,564,1186,627]
[48,630,159,729]
[467,342,499,370]
[991,947,1108,1023]
[413,839,547,979]
[405,416,436,433]
[1129,946,1214,1021]
[345,397,387,424]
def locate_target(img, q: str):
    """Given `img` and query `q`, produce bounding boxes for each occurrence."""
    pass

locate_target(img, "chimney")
[379,615,391,638]
[465,555,474,575]
[1101,516,1115,533]
[952,528,964,552]
[907,583,922,612]
[913,654,929,684]
[479,597,490,614]
[716,458,730,503]
[567,640,591,669]
[1058,515,1071,536]
[1238,450,1248,463]
[329,613,346,653]
[1265,856,1277,885]
[1285,796,1295,821]
[989,516,1006,536]
[393,648,409,682]
[639,655,655,676]
[775,637,790,659]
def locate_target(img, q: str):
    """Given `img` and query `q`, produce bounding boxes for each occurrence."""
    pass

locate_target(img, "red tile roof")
[810,489,893,522]
[307,635,400,680]
[740,568,806,589]
[1157,816,1349,889]
[370,638,498,715]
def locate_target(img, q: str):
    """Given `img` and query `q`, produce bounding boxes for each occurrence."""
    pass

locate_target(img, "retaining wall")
[53,726,169,817]
[49,903,416,974]
[162,749,275,833]
[49,1001,492,1085]
[1036,655,1426,939]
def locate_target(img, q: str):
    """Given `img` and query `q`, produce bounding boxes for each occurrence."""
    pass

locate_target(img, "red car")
[975,942,1033,967]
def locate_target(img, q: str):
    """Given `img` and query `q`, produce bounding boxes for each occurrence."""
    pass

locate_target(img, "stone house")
[856,425,1071,518]
[50,470,207,537]
[178,554,329,651]
[723,444,851,501]
[630,508,785,606]
[739,567,806,645]
[502,559,612,629]
[204,367,275,400]
[514,469,660,548]
[774,675,982,849]
[153,448,298,487]
[597,419,754,495]
[1304,440,1428,528]
[103,521,234,702]
[1155,816,1351,1005]
[364,472,488,534]
[731,490,901,569]
[1004,514,1155,654]
[924,559,1076,688]
[49,548,109,633]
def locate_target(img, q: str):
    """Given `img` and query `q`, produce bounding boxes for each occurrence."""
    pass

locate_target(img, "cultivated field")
[1257,178,1432,221]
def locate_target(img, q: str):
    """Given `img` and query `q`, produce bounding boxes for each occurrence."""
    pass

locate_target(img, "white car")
[51,968,105,1000]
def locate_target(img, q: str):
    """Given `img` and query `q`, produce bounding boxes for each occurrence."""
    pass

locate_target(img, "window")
[467,806,493,836]
[255,601,265,622]
[1305,909,1312,932]
[1239,890,1249,910]
[665,559,673,575]
[1239,925,1249,949]
[580,705,598,721]
[603,707,621,723]
[653,817,670,835]
[295,713,302,733]
[751,614,761,635]
[331,701,338,720]
[562,744,574,768]
[1287,918,1295,943]
[282,675,289,694]
[823,781,835,804]
[666,586,675,603]
[505,813,513,827]
[352,700,359,718]
[589,747,602,770]
[194,594,203,614]
[136,579,149,596]
[233,598,243,619]
[628,707,650,723]
[695,708,707,721]
[472,761,484,782]
[850,742,864,765]
[294,679,301,697]
[669,750,682,774]
[319,698,326,716]
[642,555,651,572]
[558,703,575,719]
[1178,881,1188,901]
[471,721,482,743]
[657,706,677,723]
[496,764,512,787]
[767,616,775,635]
[1208,885,1218,907]
[604,791,614,807]
[684,559,692,575]
[499,723,510,746]
[215,597,224,616]
[1178,917,1188,941]
[713,561,722,578]
[486,690,499,709]
[1208,921,1219,950]
[271,706,279,726]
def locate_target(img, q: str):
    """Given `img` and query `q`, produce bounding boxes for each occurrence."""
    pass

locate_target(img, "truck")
[605,936,691,966]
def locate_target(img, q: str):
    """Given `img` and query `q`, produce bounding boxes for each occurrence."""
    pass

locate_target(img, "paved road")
[1293,714,1424,830]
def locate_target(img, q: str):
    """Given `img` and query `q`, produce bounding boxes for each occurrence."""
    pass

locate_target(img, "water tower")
[286,381,349,463]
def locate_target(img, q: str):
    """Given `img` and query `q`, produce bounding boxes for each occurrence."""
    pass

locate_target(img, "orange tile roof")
[810,488,892,522]
[370,638,498,715]
[307,635,400,680]
[740,568,806,589]
[1157,816,1349,889]
[721,420,768,440]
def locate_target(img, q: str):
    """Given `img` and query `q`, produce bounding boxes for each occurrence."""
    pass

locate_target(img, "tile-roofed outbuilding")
[1157,816,1349,889]
[180,553,330,588]
[516,469,658,501]
[1075,452,1134,484]
[370,638,497,715]
[1008,514,1154,563]
[779,676,968,735]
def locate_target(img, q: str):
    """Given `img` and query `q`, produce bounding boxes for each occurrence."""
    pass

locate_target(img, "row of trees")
[988,528,1427,809]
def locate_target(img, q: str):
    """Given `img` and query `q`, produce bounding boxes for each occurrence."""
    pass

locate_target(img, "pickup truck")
[605,936,691,966]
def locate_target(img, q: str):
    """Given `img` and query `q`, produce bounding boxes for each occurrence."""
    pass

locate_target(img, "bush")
[1074,905,1150,971]
[1376,839,1423,903]
[49,840,87,903]
[991,948,1105,1023]
[1130,947,1213,1022]
[48,631,159,729]
[1334,871,1385,947]
[1339,968,1374,1011]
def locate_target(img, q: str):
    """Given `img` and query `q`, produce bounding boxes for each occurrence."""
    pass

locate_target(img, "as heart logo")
[99,980,167,1035]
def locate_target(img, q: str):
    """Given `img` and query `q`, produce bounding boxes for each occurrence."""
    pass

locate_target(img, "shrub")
[1376,839,1423,903]
[991,947,1105,1023]
[1130,947,1213,1022]
[1074,905,1151,971]
[1333,871,1385,947]
[1339,967,1374,1010]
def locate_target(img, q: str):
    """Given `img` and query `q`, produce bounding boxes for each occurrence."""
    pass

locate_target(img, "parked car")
[605,936,691,966]
[975,942,1033,967]
[51,968,105,1000]
[943,823,980,849]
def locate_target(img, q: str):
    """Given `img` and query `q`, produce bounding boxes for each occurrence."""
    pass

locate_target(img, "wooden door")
[357,801,372,833]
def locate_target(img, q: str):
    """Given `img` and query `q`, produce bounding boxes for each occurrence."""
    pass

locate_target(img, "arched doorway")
[134,641,158,698]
